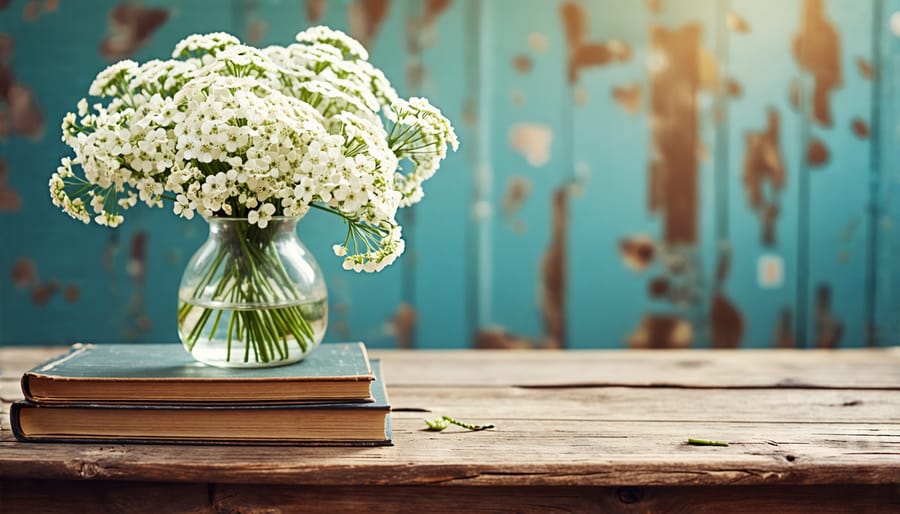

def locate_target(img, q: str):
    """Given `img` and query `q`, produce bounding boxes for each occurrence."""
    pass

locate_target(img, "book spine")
[9,401,29,442]
[20,373,34,404]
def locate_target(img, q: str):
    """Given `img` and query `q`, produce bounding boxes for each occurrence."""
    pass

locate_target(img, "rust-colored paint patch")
[348,0,389,50]
[45,0,59,13]
[11,257,37,289]
[648,24,701,245]
[725,78,742,98]
[774,308,796,348]
[541,188,568,348]
[21,0,40,21]
[462,98,477,126]
[619,234,655,272]
[422,0,451,29]
[851,117,869,139]
[612,83,642,114]
[645,0,662,15]
[698,47,719,93]
[502,175,531,233]
[789,79,800,110]
[509,122,552,167]
[807,138,829,167]
[128,231,147,285]
[793,0,842,127]
[726,11,750,33]
[709,248,744,348]
[0,37,46,141]
[0,157,21,211]
[245,19,268,46]
[0,0,10,10]
[473,328,557,349]
[31,280,59,306]
[627,314,693,349]
[513,54,532,74]
[856,56,874,79]
[814,284,843,348]
[743,109,786,246]
[648,277,669,298]
[307,0,326,22]
[561,2,630,83]
[63,284,80,303]
[100,3,168,59]
[390,302,417,349]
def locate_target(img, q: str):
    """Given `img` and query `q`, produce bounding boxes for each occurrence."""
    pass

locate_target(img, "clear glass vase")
[177,216,327,368]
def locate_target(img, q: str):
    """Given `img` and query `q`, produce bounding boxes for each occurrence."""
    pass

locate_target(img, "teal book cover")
[22,342,374,404]
[12,361,391,446]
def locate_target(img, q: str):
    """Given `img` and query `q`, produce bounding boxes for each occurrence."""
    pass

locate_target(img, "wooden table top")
[2,347,900,488]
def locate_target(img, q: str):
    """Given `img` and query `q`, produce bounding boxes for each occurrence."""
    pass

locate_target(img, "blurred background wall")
[1,0,899,349]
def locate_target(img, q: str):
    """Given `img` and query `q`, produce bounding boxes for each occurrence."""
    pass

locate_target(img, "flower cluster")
[50,27,457,272]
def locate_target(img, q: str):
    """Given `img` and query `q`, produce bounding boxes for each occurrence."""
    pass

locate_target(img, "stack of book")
[11,342,391,446]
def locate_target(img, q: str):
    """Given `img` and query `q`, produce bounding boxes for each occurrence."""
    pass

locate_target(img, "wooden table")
[1,347,899,513]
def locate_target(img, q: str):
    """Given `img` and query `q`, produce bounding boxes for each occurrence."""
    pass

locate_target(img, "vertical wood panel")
[801,0,874,348]
[726,0,804,347]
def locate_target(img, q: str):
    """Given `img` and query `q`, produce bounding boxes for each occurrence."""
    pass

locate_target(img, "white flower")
[51,27,457,274]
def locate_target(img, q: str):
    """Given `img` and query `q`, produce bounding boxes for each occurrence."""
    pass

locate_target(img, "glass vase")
[177,216,327,368]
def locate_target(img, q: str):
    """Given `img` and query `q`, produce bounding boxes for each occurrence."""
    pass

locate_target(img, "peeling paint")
[774,308,796,348]
[645,0,662,15]
[561,2,630,83]
[390,302,417,349]
[793,0,842,126]
[851,117,869,139]
[528,32,548,53]
[743,109,786,246]
[619,234,655,272]
[127,231,147,285]
[245,19,268,46]
[31,280,59,306]
[509,122,552,167]
[856,56,873,80]
[100,3,168,60]
[709,248,744,348]
[726,11,750,33]
[512,54,532,74]
[63,284,80,303]
[807,138,829,167]
[814,284,843,348]
[11,257,37,290]
[612,83,642,114]
[348,0,389,50]
[306,0,326,22]
[0,157,21,211]
[628,314,693,348]
[502,175,531,233]
[541,188,567,347]
[725,78,742,98]
[648,23,701,245]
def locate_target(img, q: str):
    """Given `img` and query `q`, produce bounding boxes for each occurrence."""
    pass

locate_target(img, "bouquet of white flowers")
[49,27,457,366]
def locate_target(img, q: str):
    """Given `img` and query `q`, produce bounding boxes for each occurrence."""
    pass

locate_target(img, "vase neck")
[204,217,301,238]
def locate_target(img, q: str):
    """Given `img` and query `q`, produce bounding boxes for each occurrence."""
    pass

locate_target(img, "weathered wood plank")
[3,481,897,514]
[0,479,213,514]
[5,347,900,388]
[386,386,900,423]
[2,348,899,488]
[2,416,898,486]
[371,349,900,388]
[212,484,900,514]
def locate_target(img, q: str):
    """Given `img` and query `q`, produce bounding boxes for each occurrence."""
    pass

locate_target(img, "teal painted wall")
[1,0,898,349]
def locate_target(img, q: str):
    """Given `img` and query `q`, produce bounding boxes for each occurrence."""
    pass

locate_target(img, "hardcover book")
[21,342,374,405]
[12,361,391,446]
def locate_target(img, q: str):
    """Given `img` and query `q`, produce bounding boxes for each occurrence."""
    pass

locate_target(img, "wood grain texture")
[1,347,900,492]
[2,481,898,513]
